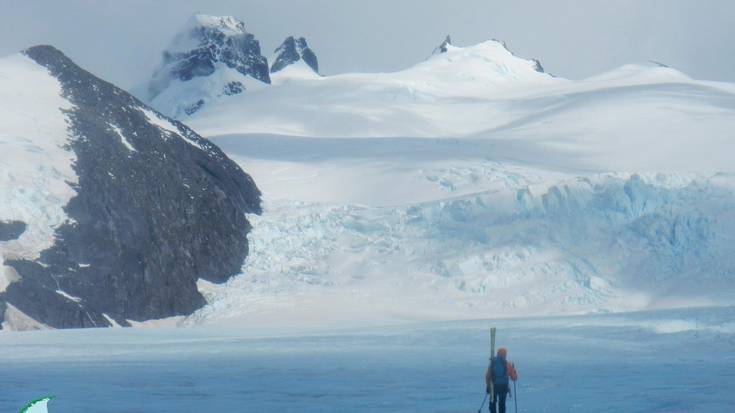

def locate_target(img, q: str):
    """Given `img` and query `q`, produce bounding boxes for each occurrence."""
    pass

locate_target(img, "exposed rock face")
[532,59,545,73]
[0,221,26,242]
[433,35,452,54]
[270,36,319,74]
[148,15,270,101]
[0,45,261,329]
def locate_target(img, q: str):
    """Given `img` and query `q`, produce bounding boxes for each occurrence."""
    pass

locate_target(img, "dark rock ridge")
[0,45,261,329]
[270,36,319,74]
[148,15,270,100]
[433,35,452,54]
[531,59,545,73]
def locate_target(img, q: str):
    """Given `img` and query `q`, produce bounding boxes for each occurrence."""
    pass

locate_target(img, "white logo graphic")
[20,397,52,413]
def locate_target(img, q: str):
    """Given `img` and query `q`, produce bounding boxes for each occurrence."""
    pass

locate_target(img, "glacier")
[182,135,735,327]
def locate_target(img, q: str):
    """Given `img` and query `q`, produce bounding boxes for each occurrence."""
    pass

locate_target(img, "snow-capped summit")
[270,36,319,74]
[431,35,544,73]
[146,14,270,118]
[416,38,550,85]
[188,14,250,37]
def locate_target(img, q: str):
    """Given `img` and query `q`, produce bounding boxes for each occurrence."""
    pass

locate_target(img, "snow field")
[181,43,735,178]
[0,307,733,412]
[0,54,77,293]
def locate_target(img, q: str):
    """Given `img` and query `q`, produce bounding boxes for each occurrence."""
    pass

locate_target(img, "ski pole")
[477,392,488,413]
[513,378,518,413]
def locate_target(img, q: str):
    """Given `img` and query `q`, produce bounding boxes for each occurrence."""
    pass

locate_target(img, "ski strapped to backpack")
[488,327,496,400]
[478,327,497,413]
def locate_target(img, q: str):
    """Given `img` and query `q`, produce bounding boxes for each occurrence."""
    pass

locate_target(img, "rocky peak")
[0,45,261,329]
[147,14,270,101]
[270,36,319,74]
[433,35,453,55]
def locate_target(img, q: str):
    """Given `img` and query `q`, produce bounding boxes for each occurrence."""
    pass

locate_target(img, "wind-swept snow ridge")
[186,38,561,136]
[417,37,547,82]
[186,42,735,173]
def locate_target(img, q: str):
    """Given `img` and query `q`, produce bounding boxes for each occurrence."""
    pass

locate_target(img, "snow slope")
[150,63,268,118]
[178,39,735,327]
[184,41,735,175]
[0,54,77,292]
[1,307,733,412]
[186,39,559,138]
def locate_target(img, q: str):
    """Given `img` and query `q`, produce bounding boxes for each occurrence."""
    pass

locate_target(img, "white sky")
[0,0,733,89]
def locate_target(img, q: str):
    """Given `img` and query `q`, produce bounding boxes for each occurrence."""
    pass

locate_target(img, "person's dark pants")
[490,384,509,413]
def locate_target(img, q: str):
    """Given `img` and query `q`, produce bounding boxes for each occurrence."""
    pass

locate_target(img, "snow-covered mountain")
[146,14,271,118]
[184,37,560,137]
[143,15,324,118]
[0,45,261,330]
[184,38,734,172]
[171,38,735,327]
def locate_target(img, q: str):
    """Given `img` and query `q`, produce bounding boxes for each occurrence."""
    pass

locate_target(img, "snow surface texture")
[177,39,735,327]
[0,307,733,412]
[0,54,76,295]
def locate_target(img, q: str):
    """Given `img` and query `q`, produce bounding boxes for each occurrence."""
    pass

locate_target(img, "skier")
[484,348,518,413]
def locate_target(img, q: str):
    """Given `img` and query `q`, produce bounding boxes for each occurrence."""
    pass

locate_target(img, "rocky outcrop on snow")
[146,15,270,117]
[0,45,261,329]
[433,35,452,54]
[531,58,545,73]
[270,36,319,74]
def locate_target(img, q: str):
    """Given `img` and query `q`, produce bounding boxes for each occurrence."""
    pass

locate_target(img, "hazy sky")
[1,0,733,89]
